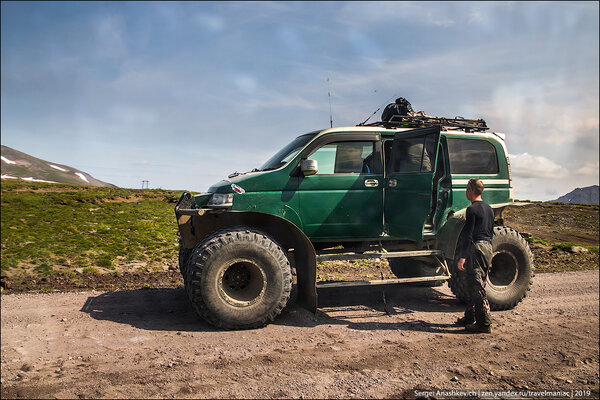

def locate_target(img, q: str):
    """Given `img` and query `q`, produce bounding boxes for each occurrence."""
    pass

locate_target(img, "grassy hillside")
[1,180,186,277]
[1,180,598,293]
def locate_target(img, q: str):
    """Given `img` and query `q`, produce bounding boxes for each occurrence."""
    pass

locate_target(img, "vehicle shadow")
[80,284,466,334]
[278,283,470,334]
[80,287,217,332]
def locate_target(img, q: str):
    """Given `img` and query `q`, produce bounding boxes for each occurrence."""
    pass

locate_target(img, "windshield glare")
[259,132,317,171]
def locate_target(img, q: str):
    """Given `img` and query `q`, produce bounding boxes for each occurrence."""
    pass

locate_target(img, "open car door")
[384,126,441,241]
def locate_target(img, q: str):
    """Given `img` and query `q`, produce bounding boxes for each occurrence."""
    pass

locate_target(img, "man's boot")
[455,316,475,326]
[465,323,492,333]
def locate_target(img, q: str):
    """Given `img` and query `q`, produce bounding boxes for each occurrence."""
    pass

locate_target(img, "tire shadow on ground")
[80,287,216,332]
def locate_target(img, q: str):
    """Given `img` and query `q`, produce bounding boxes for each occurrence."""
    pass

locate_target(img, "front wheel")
[448,225,534,310]
[185,227,292,329]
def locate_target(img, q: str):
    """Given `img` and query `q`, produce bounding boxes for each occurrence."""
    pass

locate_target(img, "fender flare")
[435,202,527,260]
[177,206,317,312]
[435,213,466,261]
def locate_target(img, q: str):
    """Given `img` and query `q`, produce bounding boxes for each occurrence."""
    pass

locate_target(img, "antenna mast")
[327,77,333,128]
[358,94,397,126]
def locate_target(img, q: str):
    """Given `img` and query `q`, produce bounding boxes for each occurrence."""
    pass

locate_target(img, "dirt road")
[2,270,598,399]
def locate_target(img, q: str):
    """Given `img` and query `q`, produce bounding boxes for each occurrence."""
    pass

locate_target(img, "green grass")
[525,237,550,246]
[526,236,599,253]
[33,263,53,276]
[552,242,579,251]
[1,180,189,277]
[552,242,599,253]
[2,180,597,283]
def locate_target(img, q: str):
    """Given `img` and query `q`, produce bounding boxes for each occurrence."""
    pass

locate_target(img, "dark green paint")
[196,128,513,243]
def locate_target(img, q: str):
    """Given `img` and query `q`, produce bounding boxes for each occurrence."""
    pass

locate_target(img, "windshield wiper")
[229,168,262,179]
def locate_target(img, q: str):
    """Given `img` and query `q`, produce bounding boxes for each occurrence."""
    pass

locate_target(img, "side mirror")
[301,159,318,176]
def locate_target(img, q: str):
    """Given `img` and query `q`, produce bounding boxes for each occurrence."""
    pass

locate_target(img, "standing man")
[456,179,494,333]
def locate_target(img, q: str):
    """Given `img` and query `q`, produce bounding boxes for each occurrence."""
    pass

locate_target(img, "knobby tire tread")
[448,225,534,310]
[184,226,292,329]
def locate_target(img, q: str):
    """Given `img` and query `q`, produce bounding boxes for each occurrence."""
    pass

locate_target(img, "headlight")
[207,193,234,207]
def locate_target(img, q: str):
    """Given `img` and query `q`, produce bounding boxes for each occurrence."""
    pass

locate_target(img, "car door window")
[308,141,374,174]
[390,134,437,173]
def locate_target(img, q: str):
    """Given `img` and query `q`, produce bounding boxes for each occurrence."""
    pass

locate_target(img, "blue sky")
[1,1,598,200]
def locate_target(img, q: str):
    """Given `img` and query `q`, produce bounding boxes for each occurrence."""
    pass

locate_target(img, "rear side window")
[447,138,498,174]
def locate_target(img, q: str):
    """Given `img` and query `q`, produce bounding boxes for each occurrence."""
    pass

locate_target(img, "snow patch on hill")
[2,175,57,183]
[75,172,89,183]
[1,156,16,165]
[49,164,68,172]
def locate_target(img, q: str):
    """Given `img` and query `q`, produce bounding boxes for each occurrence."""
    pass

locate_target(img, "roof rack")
[358,114,489,132]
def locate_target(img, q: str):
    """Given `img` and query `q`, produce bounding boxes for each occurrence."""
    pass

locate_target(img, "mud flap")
[295,249,318,313]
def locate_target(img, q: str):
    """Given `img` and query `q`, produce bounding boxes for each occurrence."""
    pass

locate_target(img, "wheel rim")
[218,259,266,306]
[488,251,519,290]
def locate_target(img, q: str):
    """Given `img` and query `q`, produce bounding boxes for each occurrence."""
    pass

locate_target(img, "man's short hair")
[467,179,484,196]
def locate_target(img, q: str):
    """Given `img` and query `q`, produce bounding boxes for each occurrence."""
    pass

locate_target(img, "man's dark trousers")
[463,241,493,327]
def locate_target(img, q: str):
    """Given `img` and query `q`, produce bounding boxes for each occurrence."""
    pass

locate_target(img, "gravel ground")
[1,270,598,399]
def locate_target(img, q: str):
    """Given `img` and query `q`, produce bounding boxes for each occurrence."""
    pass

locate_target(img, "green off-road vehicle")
[175,115,534,329]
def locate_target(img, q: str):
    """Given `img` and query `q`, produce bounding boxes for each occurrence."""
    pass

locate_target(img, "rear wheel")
[448,225,534,310]
[486,226,535,310]
[185,227,292,329]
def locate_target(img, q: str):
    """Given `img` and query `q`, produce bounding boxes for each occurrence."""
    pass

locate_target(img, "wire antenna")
[327,77,333,128]
[358,93,398,126]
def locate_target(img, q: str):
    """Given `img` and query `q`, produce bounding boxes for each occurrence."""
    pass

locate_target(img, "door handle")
[388,178,397,188]
[364,179,379,187]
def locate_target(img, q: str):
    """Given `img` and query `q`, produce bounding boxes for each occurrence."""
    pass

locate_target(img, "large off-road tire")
[388,258,445,287]
[179,246,192,277]
[184,227,292,330]
[179,246,193,301]
[448,225,534,310]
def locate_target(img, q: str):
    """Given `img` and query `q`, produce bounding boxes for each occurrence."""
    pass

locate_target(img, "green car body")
[175,123,531,329]
[194,125,512,240]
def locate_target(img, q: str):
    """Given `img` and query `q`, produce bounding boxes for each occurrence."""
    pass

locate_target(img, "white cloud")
[193,13,224,33]
[509,152,568,179]
[576,161,600,177]
[1,1,596,201]
[232,74,258,94]
[488,82,599,147]
[92,14,126,61]
[256,91,319,111]
[337,2,457,27]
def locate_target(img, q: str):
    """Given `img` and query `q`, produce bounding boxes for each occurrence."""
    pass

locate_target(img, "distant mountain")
[551,185,599,205]
[1,145,116,187]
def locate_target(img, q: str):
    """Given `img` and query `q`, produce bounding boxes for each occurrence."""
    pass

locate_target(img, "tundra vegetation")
[0,180,598,292]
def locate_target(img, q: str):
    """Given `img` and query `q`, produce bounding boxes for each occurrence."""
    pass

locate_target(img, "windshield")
[259,132,318,171]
